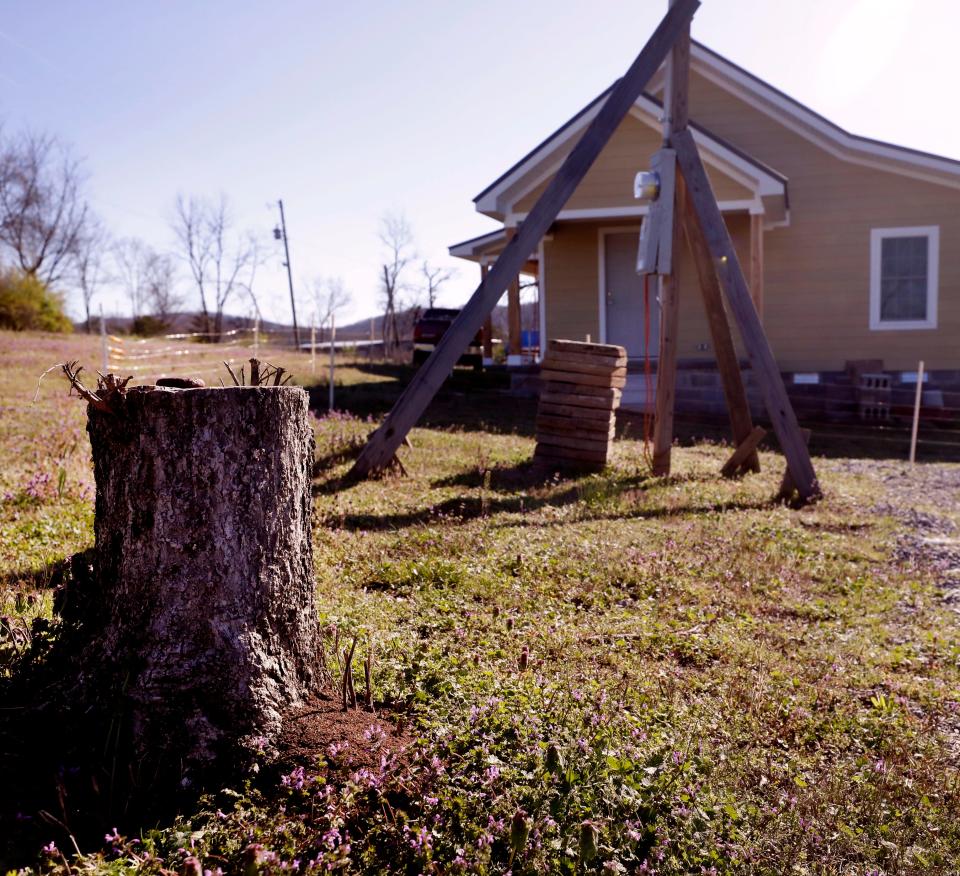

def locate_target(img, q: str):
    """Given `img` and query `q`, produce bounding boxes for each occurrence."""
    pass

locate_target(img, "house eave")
[474,90,789,222]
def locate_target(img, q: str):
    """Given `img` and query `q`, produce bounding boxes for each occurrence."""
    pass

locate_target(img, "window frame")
[869,226,939,331]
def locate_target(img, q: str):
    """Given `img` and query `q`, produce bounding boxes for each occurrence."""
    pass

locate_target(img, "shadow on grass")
[0,558,69,591]
[310,360,960,461]
[316,458,779,532]
[492,494,781,530]
[305,362,536,437]
[651,412,960,464]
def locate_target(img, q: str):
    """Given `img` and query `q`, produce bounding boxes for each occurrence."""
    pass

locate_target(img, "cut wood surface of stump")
[69,384,318,787]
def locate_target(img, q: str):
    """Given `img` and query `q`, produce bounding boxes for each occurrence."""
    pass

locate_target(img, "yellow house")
[449,42,960,418]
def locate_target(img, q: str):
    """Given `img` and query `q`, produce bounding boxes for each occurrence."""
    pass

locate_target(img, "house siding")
[676,71,960,372]
[543,216,751,358]
[542,224,601,342]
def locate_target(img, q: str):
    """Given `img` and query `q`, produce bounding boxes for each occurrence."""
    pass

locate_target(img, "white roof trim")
[448,229,507,259]
[477,96,786,219]
[507,200,758,224]
[689,43,960,191]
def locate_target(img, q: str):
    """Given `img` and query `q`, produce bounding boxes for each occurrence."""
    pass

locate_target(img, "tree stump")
[68,384,318,787]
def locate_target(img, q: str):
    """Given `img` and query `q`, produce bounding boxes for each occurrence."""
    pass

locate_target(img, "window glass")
[879,235,928,321]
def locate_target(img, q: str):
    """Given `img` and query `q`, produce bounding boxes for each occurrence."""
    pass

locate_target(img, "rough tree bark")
[66,384,318,787]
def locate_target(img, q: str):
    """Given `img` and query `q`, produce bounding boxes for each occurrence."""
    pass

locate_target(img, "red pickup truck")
[412,308,483,370]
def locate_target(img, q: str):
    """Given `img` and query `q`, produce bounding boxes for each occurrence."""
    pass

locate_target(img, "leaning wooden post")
[349,0,700,478]
[673,128,819,500]
[909,360,925,464]
[680,182,760,474]
[61,381,319,787]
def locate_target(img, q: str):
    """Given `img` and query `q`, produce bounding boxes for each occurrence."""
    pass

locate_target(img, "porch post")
[508,276,522,356]
[502,226,522,357]
[750,212,764,321]
[480,262,494,359]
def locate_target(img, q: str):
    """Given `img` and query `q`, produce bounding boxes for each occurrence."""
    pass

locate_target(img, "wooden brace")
[720,425,767,478]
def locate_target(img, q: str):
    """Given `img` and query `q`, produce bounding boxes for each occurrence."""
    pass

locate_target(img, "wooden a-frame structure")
[351,0,820,503]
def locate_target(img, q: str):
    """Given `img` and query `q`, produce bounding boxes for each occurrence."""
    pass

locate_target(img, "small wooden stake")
[720,425,766,478]
[99,305,108,373]
[909,360,924,464]
[329,313,336,412]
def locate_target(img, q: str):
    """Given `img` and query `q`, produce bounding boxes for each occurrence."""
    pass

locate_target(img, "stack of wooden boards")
[534,339,627,471]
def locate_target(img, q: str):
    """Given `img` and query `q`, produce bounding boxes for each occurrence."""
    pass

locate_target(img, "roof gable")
[512,109,754,213]
[686,42,960,189]
[474,41,960,222]
[475,92,788,222]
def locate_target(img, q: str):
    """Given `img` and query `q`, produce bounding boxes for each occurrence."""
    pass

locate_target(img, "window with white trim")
[869,226,939,330]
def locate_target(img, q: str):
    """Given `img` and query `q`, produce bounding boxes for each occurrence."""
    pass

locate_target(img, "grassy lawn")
[1,330,959,874]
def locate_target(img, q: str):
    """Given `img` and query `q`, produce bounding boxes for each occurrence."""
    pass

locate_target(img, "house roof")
[448,229,540,271]
[472,84,789,221]
[690,41,960,182]
[448,229,508,260]
[470,40,960,223]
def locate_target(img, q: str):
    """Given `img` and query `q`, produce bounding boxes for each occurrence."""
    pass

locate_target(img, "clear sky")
[1,0,956,325]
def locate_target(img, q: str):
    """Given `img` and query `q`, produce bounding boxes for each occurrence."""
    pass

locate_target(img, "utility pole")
[275,199,301,348]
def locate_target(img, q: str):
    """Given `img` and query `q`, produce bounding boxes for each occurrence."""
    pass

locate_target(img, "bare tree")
[421,260,455,308]
[309,276,351,341]
[145,252,181,325]
[172,194,258,341]
[0,130,89,287]
[74,217,109,333]
[112,237,153,319]
[378,211,414,357]
[113,238,182,329]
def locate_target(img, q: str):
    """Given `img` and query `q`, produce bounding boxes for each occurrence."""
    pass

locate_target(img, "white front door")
[602,230,659,359]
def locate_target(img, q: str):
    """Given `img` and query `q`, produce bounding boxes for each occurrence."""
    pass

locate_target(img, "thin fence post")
[329,313,336,412]
[311,319,317,375]
[100,305,108,373]
[909,360,925,464]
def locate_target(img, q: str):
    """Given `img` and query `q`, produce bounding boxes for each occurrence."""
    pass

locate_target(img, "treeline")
[0,127,280,340]
[0,125,477,349]
[0,131,84,332]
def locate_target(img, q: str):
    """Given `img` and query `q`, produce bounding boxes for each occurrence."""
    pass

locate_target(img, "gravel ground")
[823,458,960,611]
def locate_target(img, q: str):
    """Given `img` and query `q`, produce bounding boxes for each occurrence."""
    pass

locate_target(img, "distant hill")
[83,300,540,342]
[337,301,540,341]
